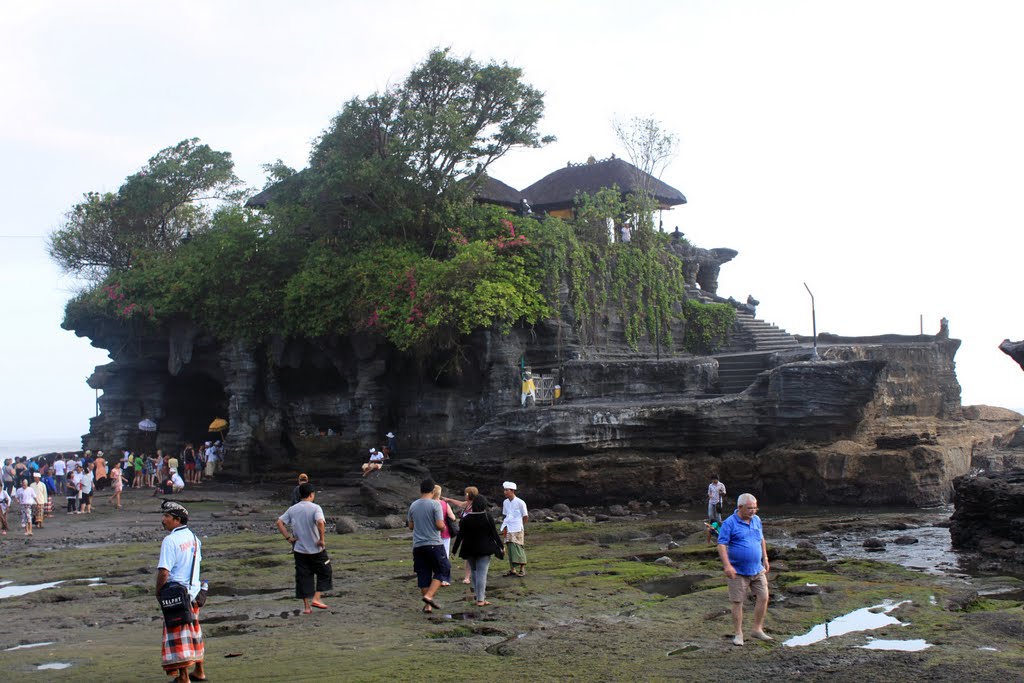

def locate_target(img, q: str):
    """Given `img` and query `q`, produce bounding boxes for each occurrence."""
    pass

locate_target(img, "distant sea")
[0,437,82,459]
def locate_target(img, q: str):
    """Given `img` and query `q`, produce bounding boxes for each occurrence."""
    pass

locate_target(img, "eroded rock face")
[69,302,1020,508]
[950,468,1024,569]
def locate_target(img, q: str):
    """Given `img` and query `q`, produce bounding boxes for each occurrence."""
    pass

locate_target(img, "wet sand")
[1,481,1022,682]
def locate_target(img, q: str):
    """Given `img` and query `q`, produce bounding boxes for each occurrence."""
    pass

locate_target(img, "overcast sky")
[3,0,1023,443]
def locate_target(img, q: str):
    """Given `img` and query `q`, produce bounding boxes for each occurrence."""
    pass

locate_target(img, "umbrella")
[208,418,228,432]
[138,418,157,432]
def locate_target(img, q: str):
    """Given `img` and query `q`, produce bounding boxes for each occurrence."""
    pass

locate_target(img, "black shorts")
[294,550,333,598]
[412,544,451,588]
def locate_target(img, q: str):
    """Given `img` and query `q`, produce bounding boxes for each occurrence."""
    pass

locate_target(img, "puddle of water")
[860,638,932,651]
[4,642,54,651]
[978,646,999,651]
[37,663,72,670]
[637,574,712,597]
[783,600,911,647]
[0,581,64,599]
[0,578,106,599]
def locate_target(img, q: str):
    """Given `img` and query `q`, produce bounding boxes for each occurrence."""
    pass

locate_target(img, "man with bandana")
[156,501,207,682]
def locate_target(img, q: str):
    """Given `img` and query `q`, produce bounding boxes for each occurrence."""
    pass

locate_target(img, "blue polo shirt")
[717,511,764,576]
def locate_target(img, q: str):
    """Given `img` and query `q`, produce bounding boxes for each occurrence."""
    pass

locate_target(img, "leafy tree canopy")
[48,138,243,280]
[303,47,554,246]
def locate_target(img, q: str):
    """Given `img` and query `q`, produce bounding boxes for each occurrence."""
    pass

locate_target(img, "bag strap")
[186,530,200,590]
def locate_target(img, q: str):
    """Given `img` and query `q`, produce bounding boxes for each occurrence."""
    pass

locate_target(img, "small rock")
[894,536,919,545]
[629,556,642,562]
[659,500,670,508]
[666,541,680,550]
[655,534,672,544]
[654,556,674,566]
[796,540,816,549]
[569,514,585,523]
[594,514,610,522]
[552,503,571,514]
[628,501,642,512]
[379,514,406,530]
[609,505,628,517]
[863,537,886,550]
[999,540,1017,550]
[335,516,359,534]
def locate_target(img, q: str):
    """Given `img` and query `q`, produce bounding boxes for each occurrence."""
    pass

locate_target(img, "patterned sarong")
[161,605,204,674]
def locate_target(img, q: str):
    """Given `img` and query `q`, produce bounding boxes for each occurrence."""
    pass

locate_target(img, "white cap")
[502,481,517,490]
[386,432,395,438]
[369,448,376,453]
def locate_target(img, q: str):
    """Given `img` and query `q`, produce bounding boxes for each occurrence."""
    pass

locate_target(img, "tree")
[612,115,678,237]
[306,48,554,245]
[48,138,243,279]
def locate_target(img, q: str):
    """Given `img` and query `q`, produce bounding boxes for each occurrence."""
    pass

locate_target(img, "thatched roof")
[521,156,686,212]
[244,170,310,208]
[466,174,525,208]
[246,170,524,210]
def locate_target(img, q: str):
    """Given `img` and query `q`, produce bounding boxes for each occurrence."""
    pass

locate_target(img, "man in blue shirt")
[717,493,772,646]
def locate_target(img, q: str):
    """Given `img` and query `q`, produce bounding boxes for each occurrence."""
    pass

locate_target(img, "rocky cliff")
[71,301,1021,508]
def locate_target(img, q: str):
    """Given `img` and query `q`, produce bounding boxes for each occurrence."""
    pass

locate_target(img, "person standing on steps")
[717,493,773,646]
[276,482,332,614]
[500,481,529,576]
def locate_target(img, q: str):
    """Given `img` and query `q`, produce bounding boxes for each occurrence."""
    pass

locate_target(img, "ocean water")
[0,437,83,459]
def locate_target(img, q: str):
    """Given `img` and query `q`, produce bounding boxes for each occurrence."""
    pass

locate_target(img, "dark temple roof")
[521,156,686,212]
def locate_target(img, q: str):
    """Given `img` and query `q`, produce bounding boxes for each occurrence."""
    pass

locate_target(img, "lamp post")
[803,282,820,360]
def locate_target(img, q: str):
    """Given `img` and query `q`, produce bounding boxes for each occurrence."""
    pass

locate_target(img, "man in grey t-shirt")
[276,482,332,614]
[407,478,450,612]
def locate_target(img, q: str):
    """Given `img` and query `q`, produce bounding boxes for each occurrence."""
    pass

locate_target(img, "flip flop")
[422,605,432,613]
[302,608,312,615]
[311,601,328,609]
[422,596,440,609]
[475,601,492,606]
[502,571,518,576]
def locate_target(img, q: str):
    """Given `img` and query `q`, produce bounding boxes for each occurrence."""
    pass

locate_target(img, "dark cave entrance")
[161,372,229,446]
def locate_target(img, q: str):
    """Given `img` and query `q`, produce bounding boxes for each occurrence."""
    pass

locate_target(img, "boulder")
[894,536,919,545]
[335,516,359,534]
[378,515,407,530]
[654,556,674,566]
[950,468,1024,570]
[862,538,886,551]
[552,503,571,514]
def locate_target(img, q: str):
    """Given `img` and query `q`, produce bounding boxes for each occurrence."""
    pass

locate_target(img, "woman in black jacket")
[451,495,505,606]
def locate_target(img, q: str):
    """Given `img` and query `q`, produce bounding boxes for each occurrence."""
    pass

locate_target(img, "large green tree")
[49,138,242,279]
[305,48,554,245]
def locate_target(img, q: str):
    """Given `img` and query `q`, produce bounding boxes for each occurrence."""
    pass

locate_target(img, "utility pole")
[803,283,820,360]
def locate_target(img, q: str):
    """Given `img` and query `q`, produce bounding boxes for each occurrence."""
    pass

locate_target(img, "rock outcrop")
[70,295,1020,508]
[950,467,1024,571]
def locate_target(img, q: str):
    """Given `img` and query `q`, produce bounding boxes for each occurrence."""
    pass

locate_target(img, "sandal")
[502,571,519,576]
[311,601,328,609]
[475,601,492,606]
[422,605,432,613]
[302,608,312,615]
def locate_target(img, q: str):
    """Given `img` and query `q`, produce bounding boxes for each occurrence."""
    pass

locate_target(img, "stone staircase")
[714,352,772,394]
[730,311,802,352]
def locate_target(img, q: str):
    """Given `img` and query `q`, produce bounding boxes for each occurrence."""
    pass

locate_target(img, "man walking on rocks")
[407,478,449,613]
[707,474,726,524]
[500,481,529,576]
[717,493,772,646]
[276,481,332,614]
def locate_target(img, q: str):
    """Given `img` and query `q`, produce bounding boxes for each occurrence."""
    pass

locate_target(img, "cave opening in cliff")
[161,373,228,445]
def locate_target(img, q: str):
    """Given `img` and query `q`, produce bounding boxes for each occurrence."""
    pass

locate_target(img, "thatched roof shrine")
[521,156,686,215]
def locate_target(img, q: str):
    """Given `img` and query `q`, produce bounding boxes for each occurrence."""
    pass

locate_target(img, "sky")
[2,0,1024,443]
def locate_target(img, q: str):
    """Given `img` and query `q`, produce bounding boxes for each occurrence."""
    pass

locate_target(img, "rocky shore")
[1,479,1022,682]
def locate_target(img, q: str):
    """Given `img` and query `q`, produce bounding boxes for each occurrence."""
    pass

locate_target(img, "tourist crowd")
[0,441,226,535]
